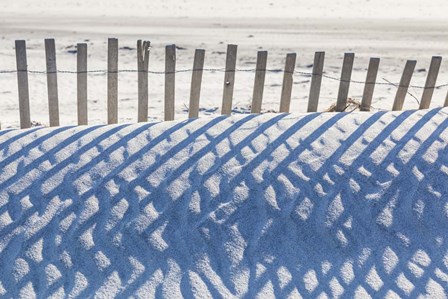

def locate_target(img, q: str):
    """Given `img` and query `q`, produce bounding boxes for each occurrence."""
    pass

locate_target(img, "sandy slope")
[0,108,447,298]
[0,1,448,128]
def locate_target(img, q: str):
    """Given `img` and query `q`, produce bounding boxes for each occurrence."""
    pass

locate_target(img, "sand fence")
[5,38,448,129]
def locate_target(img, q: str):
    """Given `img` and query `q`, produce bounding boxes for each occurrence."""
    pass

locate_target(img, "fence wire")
[1,68,448,90]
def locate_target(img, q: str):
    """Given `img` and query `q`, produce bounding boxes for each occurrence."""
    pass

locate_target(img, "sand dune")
[0,108,447,297]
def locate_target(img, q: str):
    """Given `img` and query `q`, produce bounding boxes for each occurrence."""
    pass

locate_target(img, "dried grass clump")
[326,98,362,112]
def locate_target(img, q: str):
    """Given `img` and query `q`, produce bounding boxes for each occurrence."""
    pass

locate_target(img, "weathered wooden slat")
[419,56,442,109]
[107,38,118,124]
[221,44,238,115]
[279,53,296,113]
[307,51,325,112]
[137,40,150,122]
[392,60,417,111]
[189,49,205,118]
[44,38,59,127]
[445,91,448,107]
[360,57,380,111]
[15,40,31,129]
[165,44,176,121]
[77,43,88,125]
[251,51,268,113]
[335,53,355,112]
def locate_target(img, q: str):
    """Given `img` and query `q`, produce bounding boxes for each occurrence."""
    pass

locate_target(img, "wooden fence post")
[221,44,238,115]
[419,56,442,109]
[279,53,296,113]
[392,60,416,111]
[444,91,448,107]
[189,49,205,118]
[335,53,355,112]
[15,40,31,129]
[360,57,380,111]
[77,43,88,125]
[307,51,325,112]
[107,38,118,124]
[45,38,59,126]
[165,44,176,121]
[251,51,268,113]
[137,40,150,122]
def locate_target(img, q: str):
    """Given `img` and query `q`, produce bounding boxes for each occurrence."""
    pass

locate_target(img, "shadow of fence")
[0,108,447,297]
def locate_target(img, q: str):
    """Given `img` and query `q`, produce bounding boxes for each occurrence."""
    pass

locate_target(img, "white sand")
[1,3,448,296]
[1,0,448,128]
[0,108,447,297]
